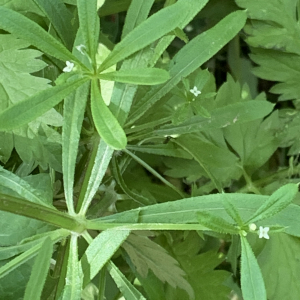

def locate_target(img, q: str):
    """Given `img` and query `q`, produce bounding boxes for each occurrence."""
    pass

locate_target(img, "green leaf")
[78,140,114,215]
[240,236,267,300]
[0,6,83,67]
[0,77,88,131]
[121,0,155,39]
[0,166,52,207]
[98,68,170,85]
[155,100,274,136]
[60,234,83,300]
[77,0,99,65]
[196,211,238,235]
[107,260,147,300]
[123,233,194,298]
[32,0,76,50]
[23,237,52,300]
[258,233,300,300]
[62,81,90,215]
[98,0,209,72]
[81,229,130,287]
[128,10,247,125]
[246,183,299,224]
[90,79,127,150]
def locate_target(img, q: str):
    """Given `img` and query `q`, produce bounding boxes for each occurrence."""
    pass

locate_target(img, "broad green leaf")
[0,6,83,67]
[32,0,75,50]
[81,229,130,287]
[196,211,238,235]
[0,0,44,15]
[0,166,52,207]
[0,77,88,131]
[98,68,170,85]
[121,0,155,39]
[155,100,274,136]
[90,79,127,150]
[60,234,83,300]
[128,10,247,125]
[240,236,267,300]
[77,0,99,65]
[258,233,300,300]
[24,237,52,300]
[107,260,147,300]
[63,81,90,215]
[78,140,114,215]
[246,183,299,224]
[122,233,194,298]
[98,0,210,72]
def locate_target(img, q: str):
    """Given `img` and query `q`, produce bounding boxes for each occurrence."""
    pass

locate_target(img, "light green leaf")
[128,10,247,125]
[123,233,194,299]
[98,68,170,85]
[32,0,75,49]
[246,183,299,224]
[81,229,130,287]
[77,0,99,65]
[90,79,127,150]
[60,234,83,300]
[0,166,52,207]
[24,237,52,300]
[63,81,90,215]
[121,0,155,39]
[196,211,238,235]
[0,77,89,131]
[258,233,300,300]
[98,0,209,72]
[0,6,83,66]
[155,100,274,136]
[240,236,267,300]
[107,260,147,300]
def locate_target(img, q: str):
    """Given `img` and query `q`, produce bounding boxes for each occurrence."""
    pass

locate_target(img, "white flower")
[76,44,86,55]
[190,86,201,97]
[63,61,74,72]
[259,226,270,239]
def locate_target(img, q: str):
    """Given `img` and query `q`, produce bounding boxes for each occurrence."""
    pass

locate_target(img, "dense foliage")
[0,0,300,299]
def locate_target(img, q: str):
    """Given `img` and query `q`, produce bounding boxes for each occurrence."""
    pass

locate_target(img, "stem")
[241,168,261,194]
[123,149,185,198]
[0,193,86,233]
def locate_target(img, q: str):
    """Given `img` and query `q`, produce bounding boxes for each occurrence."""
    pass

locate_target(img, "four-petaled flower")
[190,86,201,97]
[259,226,270,239]
[63,61,74,72]
[76,44,86,55]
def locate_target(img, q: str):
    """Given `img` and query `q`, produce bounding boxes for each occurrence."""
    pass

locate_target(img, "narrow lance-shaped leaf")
[240,236,267,300]
[197,211,239,235]
[32,0,75,50]
[98,0,210,72]
[81,229,130,287]
[107,260,147,300]
[24,237,53,300]
[60,234,83,300]
[0,77,89,131]
[246,183,299,224]
[63,82,90,215]
[98,68,170,85]
[0,6,84,68]
[128,10,247,125]
[91,79,127,150]
[77,0,99,65]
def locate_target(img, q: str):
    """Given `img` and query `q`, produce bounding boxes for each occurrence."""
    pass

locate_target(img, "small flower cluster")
[190,86,201,97]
